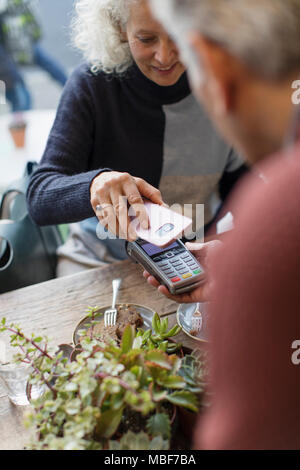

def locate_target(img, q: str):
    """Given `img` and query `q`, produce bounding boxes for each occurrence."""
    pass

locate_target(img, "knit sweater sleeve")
[26,64,111,226]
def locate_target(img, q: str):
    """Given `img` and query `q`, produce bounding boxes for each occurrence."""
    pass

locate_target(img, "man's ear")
[188,33,238,114]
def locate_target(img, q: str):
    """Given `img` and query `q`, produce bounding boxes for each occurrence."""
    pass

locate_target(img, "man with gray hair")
[146,0,300,449]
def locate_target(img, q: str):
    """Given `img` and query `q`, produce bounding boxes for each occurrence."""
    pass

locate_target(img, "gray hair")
[150,0,300,81]
[72,0,138,74]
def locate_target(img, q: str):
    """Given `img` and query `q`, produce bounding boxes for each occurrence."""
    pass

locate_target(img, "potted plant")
[176,349,209,442]
[0,312,206,450]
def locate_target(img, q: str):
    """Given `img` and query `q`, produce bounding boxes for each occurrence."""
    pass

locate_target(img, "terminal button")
[182,273,193,279]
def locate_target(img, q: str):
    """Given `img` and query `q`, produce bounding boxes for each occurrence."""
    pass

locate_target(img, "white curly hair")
[72,0,138,74]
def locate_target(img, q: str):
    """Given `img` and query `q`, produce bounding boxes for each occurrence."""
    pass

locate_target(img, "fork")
[104,278,122,327]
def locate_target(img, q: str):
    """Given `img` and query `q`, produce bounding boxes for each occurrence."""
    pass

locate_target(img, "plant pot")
[110,404,178,446]
[178,407,198,442]
[9,125,27,148]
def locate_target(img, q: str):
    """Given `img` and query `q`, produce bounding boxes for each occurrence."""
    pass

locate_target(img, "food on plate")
[190,329,199,338]
[80,304,143,344]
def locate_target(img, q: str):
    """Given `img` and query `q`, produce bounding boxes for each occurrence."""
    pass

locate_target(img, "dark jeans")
[33,43,68,87]
[0,43,31,111]
[4,43,67,112]
[6,81,32,112]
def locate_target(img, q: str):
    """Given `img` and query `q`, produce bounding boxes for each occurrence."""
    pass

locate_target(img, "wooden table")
[0,259,203,450]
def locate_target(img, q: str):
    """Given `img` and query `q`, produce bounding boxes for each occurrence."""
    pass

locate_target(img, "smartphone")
[130,201,192,247]
[126,238,205,295]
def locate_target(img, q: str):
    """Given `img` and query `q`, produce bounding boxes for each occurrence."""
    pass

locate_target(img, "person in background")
[146,0,300,449]
[0,0,67,112]
[0,42,31,111]
[26,0,247,278]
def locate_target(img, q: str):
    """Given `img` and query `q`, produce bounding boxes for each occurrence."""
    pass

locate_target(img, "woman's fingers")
[91,171,166,241]
[123,178,149,232]
[110,189,137,241]
[96,202,119,237]
[135,177,164,206]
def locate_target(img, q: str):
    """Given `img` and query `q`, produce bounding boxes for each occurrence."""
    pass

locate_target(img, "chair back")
[0,162,62,294]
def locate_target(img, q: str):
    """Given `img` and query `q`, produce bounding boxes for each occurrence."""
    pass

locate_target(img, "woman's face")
[124,0,185,86]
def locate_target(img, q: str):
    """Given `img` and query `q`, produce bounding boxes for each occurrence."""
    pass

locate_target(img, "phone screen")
[137,239,180,259]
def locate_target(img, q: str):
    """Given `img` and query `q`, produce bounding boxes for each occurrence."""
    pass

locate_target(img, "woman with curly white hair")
[27,0,247,276]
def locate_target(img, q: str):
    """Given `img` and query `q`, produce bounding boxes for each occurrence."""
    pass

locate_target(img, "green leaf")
[145,351,172,370]
[65,398,81,415]
[130,365,142,380]
[109,431,169,450]
[111,392,125,411]
[146,412,171,439]
[132,335,143,350]
[163,324,182,339]
[95,406,124,439]
[160,318,168,334]
[166,342,181,353]
[79,377,97,399]
[142,329,151,341]
[33,337,43,343]
[152,313,161,335]
[157,375,186,389]
[121,325,134,354]
[158,341,168,352]
[151,388,168,402]
[149,435,170,450]
[109,440,121,450]
[166,391,199,413]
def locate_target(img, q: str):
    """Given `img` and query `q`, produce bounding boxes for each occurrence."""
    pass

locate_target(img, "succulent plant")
[0,312,205,450]
[178,349,208,396]
[108,430,169,450]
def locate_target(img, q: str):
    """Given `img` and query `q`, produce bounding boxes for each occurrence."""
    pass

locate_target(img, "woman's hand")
[143,241,222,303]
[90,171,164,241]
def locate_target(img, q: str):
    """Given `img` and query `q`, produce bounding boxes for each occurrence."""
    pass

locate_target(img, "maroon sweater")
[195,143,300,449]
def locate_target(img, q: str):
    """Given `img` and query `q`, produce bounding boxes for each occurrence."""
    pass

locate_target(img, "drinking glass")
[0,363,42,406]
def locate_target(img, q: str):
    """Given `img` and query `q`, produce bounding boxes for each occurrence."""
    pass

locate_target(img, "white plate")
[176,302,209,343]
[73,303,155,345]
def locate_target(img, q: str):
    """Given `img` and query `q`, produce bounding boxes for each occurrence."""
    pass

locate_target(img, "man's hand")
[143,241,222,303]
[90,171,164,241]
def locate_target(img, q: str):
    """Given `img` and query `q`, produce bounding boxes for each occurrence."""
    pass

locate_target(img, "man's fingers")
[156,285,190,303]
[185,242,205,252]
[186,240,222,267]
[145,274,160,288]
